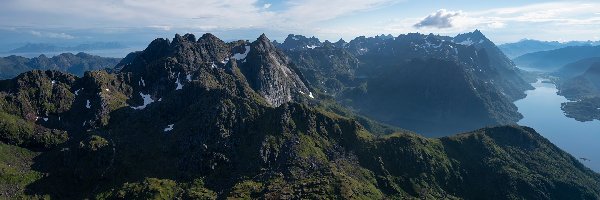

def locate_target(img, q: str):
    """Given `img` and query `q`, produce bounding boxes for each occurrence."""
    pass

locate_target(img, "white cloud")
[382,2,600,42]
[414,9,462,29]
[472,2,600,24]
[487,21,505,29]
[263,3,272,9]
[0,27,17,31]
[29,30,75,39]
[147,25,172,31]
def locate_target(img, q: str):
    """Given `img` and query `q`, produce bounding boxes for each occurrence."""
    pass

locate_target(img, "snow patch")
[457,38,474,46]
[43,118,48,122]
[306,45,318,49]
[211,62,217,69]
[131,92,154,110]
[74,89,81,95]
[51,80,56,85]
[186,74,192,82]
[221,58,229,64]
[423,40,442,49]
[175,73,183,90]
[308,92,314,99]
[85,100,91,109]
[105,88,110,92]
[164,124,174,132]
[232,45,251,61]
[139,77,146,87]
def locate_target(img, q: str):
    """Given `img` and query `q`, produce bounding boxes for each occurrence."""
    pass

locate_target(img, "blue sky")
[1,0,599,49]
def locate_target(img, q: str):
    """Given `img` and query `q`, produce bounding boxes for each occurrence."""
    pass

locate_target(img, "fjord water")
[515,79,600,172]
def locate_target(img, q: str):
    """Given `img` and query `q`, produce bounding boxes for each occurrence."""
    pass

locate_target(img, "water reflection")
[515,79,600,172]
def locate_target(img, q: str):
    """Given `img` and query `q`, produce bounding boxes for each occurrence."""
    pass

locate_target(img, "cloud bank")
[0,1,599,43]
[30,30,75,39]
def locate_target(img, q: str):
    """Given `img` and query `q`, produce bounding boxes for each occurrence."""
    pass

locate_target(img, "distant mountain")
[554,57,600,79]
[559,62,600,100]
[513,46,600,71]
[0,52,121,79]
[284,30,532,135]
[499,39,600,59]
[275,34,323,50]
[558,63,600,122]
[8,42,128,53]
[0,33,599,199]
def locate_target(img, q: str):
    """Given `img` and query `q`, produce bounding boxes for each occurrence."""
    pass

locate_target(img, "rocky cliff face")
[242,34,311,106]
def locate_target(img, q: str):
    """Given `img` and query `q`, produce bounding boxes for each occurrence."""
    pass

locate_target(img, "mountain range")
[0,53,121,80]
[499,39,600,59]
[279,30,532,135]
[554,57,600,79]
[0,32,599,199]
[8,42,128,54]
[513,46,600,72]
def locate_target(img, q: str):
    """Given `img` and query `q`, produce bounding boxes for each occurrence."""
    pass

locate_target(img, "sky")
[1,0,600,50]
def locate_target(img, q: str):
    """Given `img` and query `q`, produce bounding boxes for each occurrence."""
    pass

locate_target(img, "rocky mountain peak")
[198,33,222,44]
[322,40,334,48]
[451,30,532,100]
[278,34,322,50]
[255,33,275,49]
[242,34,312,106]
[453,30,491,47]
[334,38,347,48]
[142,38,172,59]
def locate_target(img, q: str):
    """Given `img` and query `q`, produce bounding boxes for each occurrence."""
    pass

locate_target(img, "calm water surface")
[515,79,600,172]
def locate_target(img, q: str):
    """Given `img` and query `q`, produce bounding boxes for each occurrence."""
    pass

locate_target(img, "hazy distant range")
[0,42,144,58]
